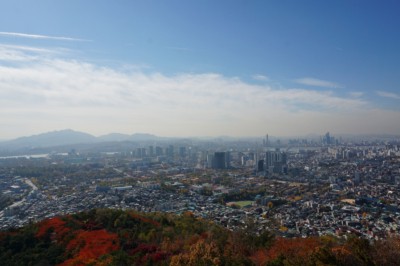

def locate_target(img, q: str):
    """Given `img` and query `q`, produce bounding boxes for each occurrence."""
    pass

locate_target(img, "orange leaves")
[129,243,169,264]
[250,249,269,266]
[35,215,121,266]
[170,239,221,266]
[36,217,69,242]
[257,237,321,265]
[128,211,161,227]
[59,229,119,266]
[161,237,184,254]
[183,211,195,218]
[331,246,352,257]
[17,209,400,266]
[130,243,158,255]
[272,237,320,257]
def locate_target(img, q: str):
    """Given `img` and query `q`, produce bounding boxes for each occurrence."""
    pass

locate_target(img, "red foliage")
[151,251,168,262]
[0,232,9,242]
[187,235,200,245]
[36,217,70,242]
[128,212,160,227]
[331,246,352,256]
[250,249,269,266]
[200,232,209,239]
[130,243,158,255]
[259,237,321,264]
[183,211,194,218]
[81,220,102,231]
[59,229,119,266]
[129,243,170,264]
[141,251,169,264]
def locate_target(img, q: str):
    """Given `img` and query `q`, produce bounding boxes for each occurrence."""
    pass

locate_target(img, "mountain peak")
[0,130,161,152]
[2,129,96,149]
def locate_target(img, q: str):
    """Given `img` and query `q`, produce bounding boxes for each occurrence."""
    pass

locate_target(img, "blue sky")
[0,0,400,139]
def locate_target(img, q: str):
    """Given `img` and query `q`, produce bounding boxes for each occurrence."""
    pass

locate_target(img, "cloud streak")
[349,92,364,98]
[252,74,269,81]
[376,90,400,100]
[0,44,399,138]
[0,44,67,62]
[295,77,344,89]
[0,31,90,42]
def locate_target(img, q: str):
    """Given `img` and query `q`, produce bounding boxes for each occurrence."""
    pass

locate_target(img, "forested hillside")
[0,209,399,265]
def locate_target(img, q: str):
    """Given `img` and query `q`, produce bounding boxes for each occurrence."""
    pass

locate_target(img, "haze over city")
[1,1,400,140]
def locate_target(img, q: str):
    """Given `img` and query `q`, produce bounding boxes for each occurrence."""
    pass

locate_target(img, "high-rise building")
[207,153,214,168]
[166,145,174,157]
[136,147,146,158]
[322,132,336,145]
[354,171,360,184]
[225,151,231,168]
[266,149,287,174]
[148,146,154,157]
[155,146,163,156]
[212,152,226,169]
[179,147,186,157]
[257,159,264,172]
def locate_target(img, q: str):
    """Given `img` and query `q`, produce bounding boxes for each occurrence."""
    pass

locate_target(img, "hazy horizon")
[1,1,400,140]
[1,128,400,143]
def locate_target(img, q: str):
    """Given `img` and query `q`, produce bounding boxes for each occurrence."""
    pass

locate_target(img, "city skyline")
[1,1,400,139]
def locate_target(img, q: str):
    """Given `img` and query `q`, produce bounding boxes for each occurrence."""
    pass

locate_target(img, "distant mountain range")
[0,129,159,151]
[98,132,158,142]
[1,129,399,155]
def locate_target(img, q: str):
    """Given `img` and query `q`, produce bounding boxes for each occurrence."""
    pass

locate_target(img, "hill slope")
[0,209,399,266]
[0,129,96,149]
[0,130,160,153]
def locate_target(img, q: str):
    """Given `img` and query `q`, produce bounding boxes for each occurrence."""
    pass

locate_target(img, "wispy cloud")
[0,31,90,42]
[0,44,399,138]
[376,90,400,100]
[252,74,269,81]
[295,77,344,89]
[0,44,66,61]
[349,92,364,97]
